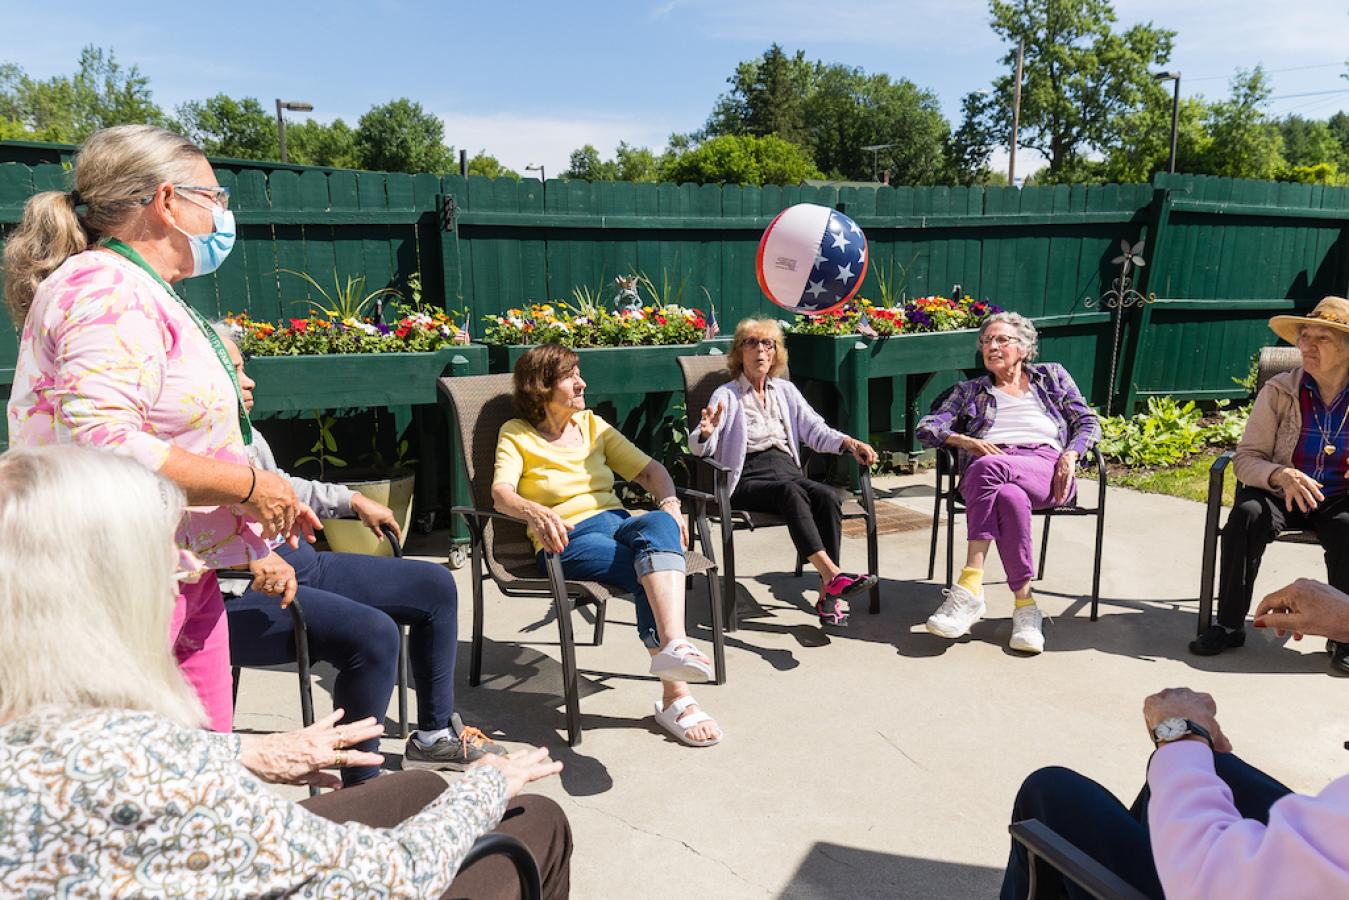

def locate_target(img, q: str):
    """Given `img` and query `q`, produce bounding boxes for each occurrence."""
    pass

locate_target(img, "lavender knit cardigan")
[689,376,850,495]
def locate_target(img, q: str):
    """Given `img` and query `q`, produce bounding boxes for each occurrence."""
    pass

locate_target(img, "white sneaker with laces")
[926,584,986,638]
[1010,604,1045,654]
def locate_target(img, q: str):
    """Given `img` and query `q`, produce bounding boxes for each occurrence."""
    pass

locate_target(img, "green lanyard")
[101,239,253,446]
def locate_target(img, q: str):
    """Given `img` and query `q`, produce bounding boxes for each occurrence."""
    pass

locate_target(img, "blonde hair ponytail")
[2,124,206,322]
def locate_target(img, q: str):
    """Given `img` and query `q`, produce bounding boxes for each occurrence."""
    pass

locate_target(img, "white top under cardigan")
[982,387,1063,451]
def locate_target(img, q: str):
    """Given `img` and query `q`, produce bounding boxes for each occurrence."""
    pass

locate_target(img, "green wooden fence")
[4,140,1349,455]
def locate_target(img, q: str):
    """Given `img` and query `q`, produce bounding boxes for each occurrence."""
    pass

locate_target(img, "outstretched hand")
[698,401,725,440]
[237,709,384,789]
[1254,578,1349,643]
[473,746,563,800]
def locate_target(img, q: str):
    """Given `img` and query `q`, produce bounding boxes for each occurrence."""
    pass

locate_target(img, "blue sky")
[4,0,1347,176]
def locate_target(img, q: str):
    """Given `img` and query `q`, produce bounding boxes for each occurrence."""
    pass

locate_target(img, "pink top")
[6,249,268,569]
[1148,741,1349,898]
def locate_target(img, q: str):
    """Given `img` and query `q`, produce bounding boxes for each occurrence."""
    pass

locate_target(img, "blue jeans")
[227,541,459,786]
[1000,753,1291,899]
[538,509,686,648]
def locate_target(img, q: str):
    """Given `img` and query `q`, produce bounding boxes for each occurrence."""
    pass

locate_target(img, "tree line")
[4,0,1348,187]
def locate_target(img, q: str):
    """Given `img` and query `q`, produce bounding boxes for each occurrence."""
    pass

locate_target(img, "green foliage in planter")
[482,301,710,347]
[1098,397,1251,468]
[226,310,469,356]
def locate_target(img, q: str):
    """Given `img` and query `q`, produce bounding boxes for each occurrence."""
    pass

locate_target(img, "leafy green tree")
[354,98,454,174]
[982,0,1174,181]
[705,43,814,146]
[1328,112,1349,158]
[172,94,276,159]
[562,142,661,182]
[661,134,821,185]
[1278,115,1344,169]
[1102,93,1210,182]
[0,46,163,142]
[562,144,618,180]
[285,118,359,168]
[466,150,519,179]
[1201,68,1285,180]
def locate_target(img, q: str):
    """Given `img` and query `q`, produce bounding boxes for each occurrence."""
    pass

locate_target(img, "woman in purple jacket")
[916,312,1099,654]
[690,317,878,627]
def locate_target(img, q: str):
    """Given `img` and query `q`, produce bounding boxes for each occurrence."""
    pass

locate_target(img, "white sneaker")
[926,585,986,638]
[1010,605,1045,654]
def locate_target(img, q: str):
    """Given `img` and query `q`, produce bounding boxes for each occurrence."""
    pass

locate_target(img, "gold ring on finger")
[334,750,346,767]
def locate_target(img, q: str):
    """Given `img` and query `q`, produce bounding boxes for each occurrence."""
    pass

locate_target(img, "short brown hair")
[512,343,580,425]
[727,316,789,379]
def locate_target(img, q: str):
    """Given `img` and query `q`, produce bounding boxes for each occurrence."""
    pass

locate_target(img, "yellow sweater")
[493,410,652,551]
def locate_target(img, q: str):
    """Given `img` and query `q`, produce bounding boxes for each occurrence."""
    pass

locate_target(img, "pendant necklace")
[1314,397,1349,457]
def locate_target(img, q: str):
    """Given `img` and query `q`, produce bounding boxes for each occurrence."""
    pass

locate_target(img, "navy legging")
[227,540,459,786]
[1000,753,1292,899]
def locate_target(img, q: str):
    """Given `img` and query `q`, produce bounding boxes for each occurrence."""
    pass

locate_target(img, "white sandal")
[648,638,714,683]
[653,695,722,747]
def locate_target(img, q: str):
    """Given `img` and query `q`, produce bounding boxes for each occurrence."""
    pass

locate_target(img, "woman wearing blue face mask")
[5,125,317,731]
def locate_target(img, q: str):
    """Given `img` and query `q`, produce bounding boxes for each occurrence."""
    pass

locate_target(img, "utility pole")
[1009,39,1024,186]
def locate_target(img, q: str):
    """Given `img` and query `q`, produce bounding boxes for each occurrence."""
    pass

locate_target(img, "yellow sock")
[957,566,983,596]
[1014,593,1036,609]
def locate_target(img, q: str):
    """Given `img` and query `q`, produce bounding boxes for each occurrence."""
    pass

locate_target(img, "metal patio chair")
[1008,819,1150,900]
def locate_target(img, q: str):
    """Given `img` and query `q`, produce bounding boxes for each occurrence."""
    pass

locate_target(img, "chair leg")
[555,596,582,747]
[231,666,240,706]
[945,497,956,588]
[707,571,727,685]
[289,599,314,729]
[928,476,943,581]
[1091,510,1105,622]
[592,599,607,646]
[469,550,485,687]
[794,553,804,578]
[1037,516,1052,581]
[867,518,880,615]
[723,527,739,633]
[397,626,410,739]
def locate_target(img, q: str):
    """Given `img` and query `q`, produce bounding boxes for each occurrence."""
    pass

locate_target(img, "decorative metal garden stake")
[1086,239,1157,415]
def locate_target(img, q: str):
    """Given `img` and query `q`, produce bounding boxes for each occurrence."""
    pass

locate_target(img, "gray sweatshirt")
[247,429,356,520]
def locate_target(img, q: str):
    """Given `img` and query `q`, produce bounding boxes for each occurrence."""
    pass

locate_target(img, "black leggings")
[731,448,843,563]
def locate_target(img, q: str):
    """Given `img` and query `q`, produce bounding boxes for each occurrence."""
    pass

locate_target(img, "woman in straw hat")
[1191,296,1349,672]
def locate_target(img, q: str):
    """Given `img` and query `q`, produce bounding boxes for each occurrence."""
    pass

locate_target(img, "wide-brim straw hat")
[1269,296,1349,345]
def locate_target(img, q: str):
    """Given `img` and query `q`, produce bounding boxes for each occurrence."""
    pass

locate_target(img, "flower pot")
[320,471,415,557]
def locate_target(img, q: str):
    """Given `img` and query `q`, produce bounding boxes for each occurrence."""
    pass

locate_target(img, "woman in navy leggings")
[220,332,503,785]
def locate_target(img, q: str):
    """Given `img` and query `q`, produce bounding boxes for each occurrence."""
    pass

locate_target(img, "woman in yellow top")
[493,344,722,747]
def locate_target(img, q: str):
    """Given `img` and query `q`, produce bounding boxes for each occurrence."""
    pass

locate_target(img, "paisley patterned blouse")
[0,707,509,897]
[6,250,268,568]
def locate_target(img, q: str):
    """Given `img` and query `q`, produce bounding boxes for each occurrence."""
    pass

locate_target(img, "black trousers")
[999,754,1291,900]
[1217,484,1349,629]
[301,770,573,900]
[731,448,843,563]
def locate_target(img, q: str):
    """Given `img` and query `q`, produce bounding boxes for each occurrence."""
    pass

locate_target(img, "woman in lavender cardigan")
[690,317,879,627]
[916,312,1099,655]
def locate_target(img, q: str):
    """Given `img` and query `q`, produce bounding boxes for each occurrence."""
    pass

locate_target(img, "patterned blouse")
[0,707,509,897]
[915,362,1101,473]
[6,250,268,569]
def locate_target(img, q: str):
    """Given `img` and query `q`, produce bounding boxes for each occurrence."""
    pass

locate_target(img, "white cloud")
[439,110,676,178]
[691,0,993,47]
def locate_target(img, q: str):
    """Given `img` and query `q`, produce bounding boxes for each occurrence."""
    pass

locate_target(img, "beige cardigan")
[1233,368,1306,493]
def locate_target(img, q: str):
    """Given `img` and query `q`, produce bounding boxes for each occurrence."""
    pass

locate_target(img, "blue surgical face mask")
[174,194,236,277]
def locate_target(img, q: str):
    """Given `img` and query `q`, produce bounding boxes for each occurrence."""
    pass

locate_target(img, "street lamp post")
[861,143,896,182]
[1009,38,1024,186]
[1153,72,1181,174]
[275,99,315,164]
[525,163,546,184]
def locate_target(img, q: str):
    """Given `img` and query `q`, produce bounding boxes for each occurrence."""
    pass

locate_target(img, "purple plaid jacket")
[915,362,1101,473]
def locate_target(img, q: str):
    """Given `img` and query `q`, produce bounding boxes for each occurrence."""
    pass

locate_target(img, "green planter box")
[486,339,733,456]
[247,345,489,546]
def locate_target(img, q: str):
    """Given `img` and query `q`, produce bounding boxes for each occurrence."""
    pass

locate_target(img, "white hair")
[979,311,1039,362]
[0,446,204,726]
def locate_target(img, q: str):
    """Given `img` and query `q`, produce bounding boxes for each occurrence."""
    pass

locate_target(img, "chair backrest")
[677,354,734,429]
[1256,345,1303,393]
[438,373,540,582]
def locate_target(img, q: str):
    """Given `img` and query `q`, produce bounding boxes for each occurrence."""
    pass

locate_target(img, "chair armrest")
[460,833,542,900]
[450,505,531,526]
[1207,450,1235,503]
[216,569,253,583]
[689,454,733,474]
[1009,820,1150,900]
[1089,446,1106,484]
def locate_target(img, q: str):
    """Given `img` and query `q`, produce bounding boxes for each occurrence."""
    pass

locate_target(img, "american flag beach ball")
[756,203,868,316]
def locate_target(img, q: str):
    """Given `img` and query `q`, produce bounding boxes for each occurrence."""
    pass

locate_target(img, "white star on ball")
[805,279,828,299]
[835,263,855,285]
[831,231,852,251]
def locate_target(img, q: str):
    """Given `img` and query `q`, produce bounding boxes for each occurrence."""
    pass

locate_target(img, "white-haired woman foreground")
[0,446,572,898]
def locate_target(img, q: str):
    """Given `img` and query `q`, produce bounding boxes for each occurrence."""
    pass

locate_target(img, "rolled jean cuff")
[639,628,661,649]
[634,550,686,579]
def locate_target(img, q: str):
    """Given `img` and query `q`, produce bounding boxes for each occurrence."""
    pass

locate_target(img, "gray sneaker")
[404,714,507,771]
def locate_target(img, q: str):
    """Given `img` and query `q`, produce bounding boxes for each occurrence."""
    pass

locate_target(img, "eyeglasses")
[979,334,1021,347]
[741,337,777,351]
[173,184,231,210]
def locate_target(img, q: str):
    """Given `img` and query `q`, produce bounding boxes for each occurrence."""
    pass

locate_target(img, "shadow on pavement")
[779,842,1003,899]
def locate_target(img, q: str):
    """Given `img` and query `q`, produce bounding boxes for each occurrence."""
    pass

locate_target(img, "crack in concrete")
[875,730,926,771]
[572,800,771,895]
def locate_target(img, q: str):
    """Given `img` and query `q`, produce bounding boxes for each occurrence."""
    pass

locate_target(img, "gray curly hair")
[978,311,1039,362]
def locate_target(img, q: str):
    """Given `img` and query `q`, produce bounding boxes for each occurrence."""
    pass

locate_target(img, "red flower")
[693,316,706,328]
[289,318,309,332]
[395,325,411,338]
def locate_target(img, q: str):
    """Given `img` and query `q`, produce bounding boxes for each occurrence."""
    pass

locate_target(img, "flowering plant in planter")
[483,302,710,348]
[225,310,470,356]
[789,294,1001,337]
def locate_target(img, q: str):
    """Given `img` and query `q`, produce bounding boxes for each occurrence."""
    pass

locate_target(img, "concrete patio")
[234,474,1347,899]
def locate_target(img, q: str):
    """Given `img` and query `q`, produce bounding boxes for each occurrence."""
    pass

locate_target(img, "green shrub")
[1099,397,1252,468]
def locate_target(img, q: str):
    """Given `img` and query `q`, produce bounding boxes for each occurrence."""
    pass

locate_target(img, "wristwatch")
[1151,716,1214,749]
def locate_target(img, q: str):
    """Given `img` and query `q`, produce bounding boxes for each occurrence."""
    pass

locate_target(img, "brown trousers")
[300,769,571,899]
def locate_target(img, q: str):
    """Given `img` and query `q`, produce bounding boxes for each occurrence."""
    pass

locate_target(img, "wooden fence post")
[1118,180,1176,415]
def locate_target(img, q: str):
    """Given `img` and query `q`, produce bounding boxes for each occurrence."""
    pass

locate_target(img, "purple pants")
[960,445,1071,591]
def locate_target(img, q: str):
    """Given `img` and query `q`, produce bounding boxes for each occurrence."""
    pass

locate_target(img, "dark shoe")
[1189,624,1246,656]
[1330,640,1349,675]
[823,572,878,600]
[404,714,507,771]
[816,595,850,627]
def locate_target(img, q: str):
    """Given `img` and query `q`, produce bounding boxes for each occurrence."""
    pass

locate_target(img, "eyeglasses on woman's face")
[741,337,777,351]
[173,184,231,210]
[979,334,1020,347]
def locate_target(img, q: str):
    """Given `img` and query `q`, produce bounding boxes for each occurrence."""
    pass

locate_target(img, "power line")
[1266,88,1349,101]
[1186,61,1347,84]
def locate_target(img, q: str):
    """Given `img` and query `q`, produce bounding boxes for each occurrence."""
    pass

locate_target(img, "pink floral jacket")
[7,249,268,568]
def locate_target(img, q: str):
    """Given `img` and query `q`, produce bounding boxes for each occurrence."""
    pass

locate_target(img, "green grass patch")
[1083,451,1236,506]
